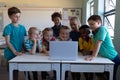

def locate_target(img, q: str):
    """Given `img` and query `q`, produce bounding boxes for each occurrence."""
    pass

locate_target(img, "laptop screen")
[49,41,78,60]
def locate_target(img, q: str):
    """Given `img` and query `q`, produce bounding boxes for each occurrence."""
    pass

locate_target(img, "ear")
[98,20,102,26]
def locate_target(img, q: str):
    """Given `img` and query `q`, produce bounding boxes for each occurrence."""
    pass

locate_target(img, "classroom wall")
[0,0,82,8]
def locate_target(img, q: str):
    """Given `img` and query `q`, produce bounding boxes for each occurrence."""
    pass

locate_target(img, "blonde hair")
[60,26,70,32]
[70,17,81,26]
[28,27,41,35]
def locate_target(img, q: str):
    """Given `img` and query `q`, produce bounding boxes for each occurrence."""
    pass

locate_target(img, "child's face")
[80,28,90,39]
[9,13,21,23]
[30,30,41,40]
[59,29,70,41]
[88,20,101,31]
[43,31,53,42]
[53,17,61,26]
[70,20,79,31]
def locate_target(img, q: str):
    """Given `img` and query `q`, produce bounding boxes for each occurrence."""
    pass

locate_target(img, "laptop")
[49,41,78,60]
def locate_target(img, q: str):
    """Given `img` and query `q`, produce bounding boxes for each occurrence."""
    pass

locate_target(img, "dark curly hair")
[51,12,62,21]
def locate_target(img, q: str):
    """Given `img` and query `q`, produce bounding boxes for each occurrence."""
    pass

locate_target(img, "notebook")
[49,41,78,60]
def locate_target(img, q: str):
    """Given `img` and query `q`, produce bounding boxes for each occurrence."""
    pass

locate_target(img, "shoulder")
[25,38,33,44]
[2,24,12,36]
[4,24,12,30]
[19,24,26,29]
[98,26,108,34]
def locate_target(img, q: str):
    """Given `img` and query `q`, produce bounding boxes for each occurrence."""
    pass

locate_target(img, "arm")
[28,39,37,55]
[5,36,22,56]
[42,45,49,56]
[37,40,43,52]
[85,40,102,60]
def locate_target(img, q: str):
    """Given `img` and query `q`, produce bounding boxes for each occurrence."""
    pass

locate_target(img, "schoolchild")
[24,27,43,80]
[2,6,27,80]
[86,15,120,80]
[70,16,81,41]
[51,12,64,38]
[79,25,94,80]
[57,26,72,80]
[41,27,56,80]
[69,16,81,80]
[57,25,71,41]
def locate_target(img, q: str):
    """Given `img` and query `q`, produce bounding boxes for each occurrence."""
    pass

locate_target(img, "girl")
[41,27,56,80]
[69,17,81,80]
[70,17,81,41]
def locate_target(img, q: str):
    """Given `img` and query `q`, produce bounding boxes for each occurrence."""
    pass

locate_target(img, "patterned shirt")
[25,39,42,52]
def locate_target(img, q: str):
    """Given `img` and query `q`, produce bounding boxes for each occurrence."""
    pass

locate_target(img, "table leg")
[62,64,70,80]
[9,63,18,80]
[52,64,60,80]
[105,65,114,80]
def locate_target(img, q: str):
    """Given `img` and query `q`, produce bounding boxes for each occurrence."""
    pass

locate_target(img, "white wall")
[2,8,62,31]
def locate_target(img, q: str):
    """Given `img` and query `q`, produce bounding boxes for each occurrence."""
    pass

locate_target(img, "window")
[104,0,116,37]
[90,1,94,15]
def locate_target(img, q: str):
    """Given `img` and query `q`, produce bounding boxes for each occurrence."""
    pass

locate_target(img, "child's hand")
[85,55,95,61]
[30,37,37,43]
[82,50,87,56]
[15,52,23,56]
[44,51,49,56]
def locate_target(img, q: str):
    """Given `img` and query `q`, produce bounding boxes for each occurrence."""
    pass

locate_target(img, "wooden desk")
[61,55,114,80]
[9,53,61,80]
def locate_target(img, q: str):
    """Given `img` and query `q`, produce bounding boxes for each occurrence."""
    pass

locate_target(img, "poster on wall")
[62,8,81,26]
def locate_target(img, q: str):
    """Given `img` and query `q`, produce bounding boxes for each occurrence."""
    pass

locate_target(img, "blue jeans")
[112,55,120,80]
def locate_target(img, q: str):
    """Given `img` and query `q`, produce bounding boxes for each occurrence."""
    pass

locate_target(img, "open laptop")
[49,41,78,60]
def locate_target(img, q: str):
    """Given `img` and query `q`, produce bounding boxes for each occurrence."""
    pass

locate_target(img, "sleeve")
[79,37,84,50]
[97,27,107,41]
[24,39,32,51]
[21,24,27,36]
[2,25,11,37]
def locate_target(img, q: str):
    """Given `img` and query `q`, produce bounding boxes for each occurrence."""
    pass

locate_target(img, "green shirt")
[93,26,118,60]
[2,23,27,60]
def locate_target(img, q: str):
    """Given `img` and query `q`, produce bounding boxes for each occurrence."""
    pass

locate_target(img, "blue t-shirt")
[51,24,63,38]
[93,26,118,60]
[2,23,27,60]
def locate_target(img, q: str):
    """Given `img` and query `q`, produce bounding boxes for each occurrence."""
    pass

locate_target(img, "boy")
[79,25,94,80]
[51,12,64,38]
[57,26,72,80]
[2,6,27,80]
[24,27,42,80]
[57,25,71,41]
[86,15,120,80]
